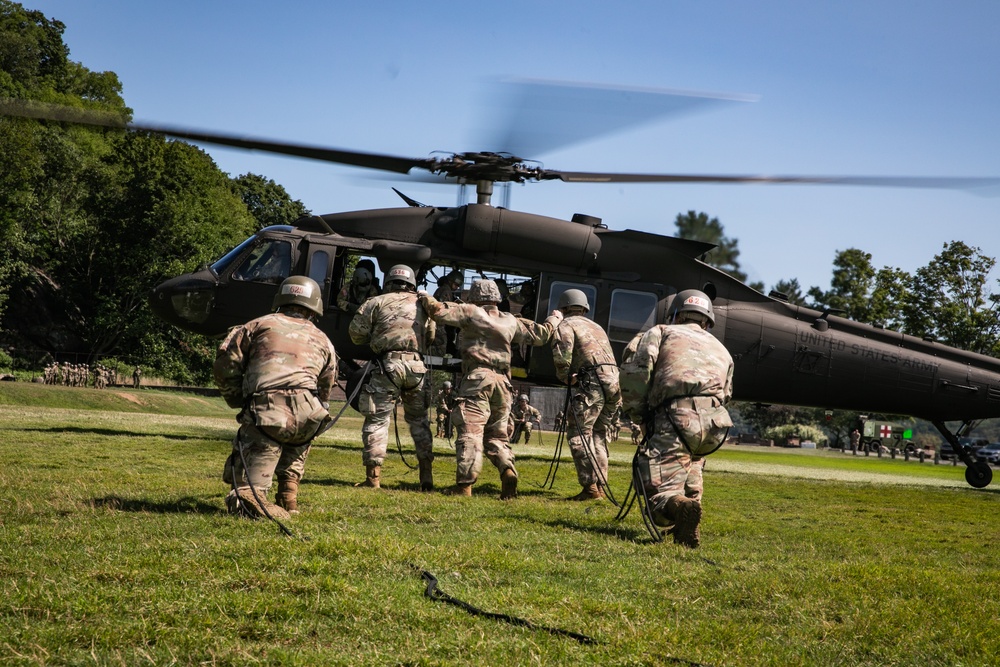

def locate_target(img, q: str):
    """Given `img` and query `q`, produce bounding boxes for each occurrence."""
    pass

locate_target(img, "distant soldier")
[435,380,457,438]
[419,279,562,499]
[514,279,538,319]
[620,289,734,548]
[550,288,622,501]
[133,366,142,389]
[554,410,565,431]
[349,264,436,491]
[214,276,337,518]
[337,259,381,315]
[850,428,860,454]
[430,269,463,357]
[508,394,541,444]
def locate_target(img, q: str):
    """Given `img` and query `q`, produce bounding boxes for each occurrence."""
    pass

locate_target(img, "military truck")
[860,420,913,453]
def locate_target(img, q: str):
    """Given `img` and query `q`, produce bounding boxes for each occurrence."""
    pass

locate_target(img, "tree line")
[0,1,308,383]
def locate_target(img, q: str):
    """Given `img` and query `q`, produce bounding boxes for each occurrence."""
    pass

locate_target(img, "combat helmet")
[467,279,502,304]
[557,288,590,313]
[386,264,416,289]
[442,380,452,389]
[272,276,324,317]
[669,289,714,327]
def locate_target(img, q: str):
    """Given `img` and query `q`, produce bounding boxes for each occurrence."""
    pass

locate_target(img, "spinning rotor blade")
[0,98,425,174]
[548,170,1000,191]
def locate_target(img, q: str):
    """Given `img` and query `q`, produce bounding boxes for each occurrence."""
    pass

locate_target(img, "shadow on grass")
[17,426,216,441]
[533,515,649,543]
[91,495,220,514]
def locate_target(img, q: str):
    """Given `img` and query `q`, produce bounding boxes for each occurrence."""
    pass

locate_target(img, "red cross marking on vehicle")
[879,424,893,438]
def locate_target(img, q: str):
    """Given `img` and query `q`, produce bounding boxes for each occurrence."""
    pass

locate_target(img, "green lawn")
[1,384,998,666]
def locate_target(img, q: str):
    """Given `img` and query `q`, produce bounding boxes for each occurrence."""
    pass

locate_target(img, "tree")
[807,248,877,322]
[674,211,763,290]
[900,241,1000,355]
[231,173,310,229]
[770,278,807,305]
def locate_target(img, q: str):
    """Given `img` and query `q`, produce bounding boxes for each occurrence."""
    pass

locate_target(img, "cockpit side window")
[608,289,657,342]
[231,240,292,284]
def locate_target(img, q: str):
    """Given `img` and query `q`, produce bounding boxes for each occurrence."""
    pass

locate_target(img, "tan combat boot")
[276,478,299,514]
[355,464,381,489]
[567,484,605,501]
[443,483,473,497]
[226,488,291,521]
[418,459,434,492]
[666,495,702,548]
[499,469,518,500]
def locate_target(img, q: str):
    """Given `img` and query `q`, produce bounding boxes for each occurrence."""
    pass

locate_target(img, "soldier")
[349,264,436,491]
[133,366,142,389]
[850,428,860,454]
[214,276,337,518]
[430,269,463,357]
[435,380,457,438]
[550,288,622,501]
[337,259,381,315]
[508,394,541,444]
[620,289,734,548]
[554,410,565,431]
[419,279,562,499]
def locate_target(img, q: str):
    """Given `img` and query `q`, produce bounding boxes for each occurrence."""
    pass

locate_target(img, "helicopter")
[4,91,1000,488]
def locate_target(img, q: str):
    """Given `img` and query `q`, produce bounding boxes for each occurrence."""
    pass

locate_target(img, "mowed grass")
[1,384,999,666]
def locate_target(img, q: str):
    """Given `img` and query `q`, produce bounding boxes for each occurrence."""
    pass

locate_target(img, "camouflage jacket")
[436,388,457,412]
[510,402,541,424]
[348,291,435,355]
[213,312,338,409]
[620,322,733,421]
[337,282,381,315]
[551,315,620,389]
[419,294,562,375]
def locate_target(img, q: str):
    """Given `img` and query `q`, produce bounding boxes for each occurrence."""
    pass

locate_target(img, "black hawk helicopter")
[5,90,1000,488]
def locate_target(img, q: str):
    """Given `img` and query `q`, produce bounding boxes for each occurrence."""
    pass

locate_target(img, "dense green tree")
[900,241,1000,355]
[806,248,877,321]
[231,173,310,229]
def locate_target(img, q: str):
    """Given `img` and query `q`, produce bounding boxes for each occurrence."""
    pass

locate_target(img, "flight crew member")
[419,279,562,499]
[550,288,622,501]
[214,276,338,518]
[620,289,734,548]
[349,264,437,491]
[435,380,457,438]
[508,394,541,444]
[337,259,381,315]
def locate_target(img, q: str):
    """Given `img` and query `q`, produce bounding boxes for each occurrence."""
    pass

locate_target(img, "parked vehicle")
[975,442,1000,465]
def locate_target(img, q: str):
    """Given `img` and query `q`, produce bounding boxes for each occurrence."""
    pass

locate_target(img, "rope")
[409,565,597,645]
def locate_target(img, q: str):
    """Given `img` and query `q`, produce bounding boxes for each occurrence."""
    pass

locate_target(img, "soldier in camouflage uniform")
[349,264,437,491]
[550,288,622,501]
[419,279,562,499]
[620,289,733,548]
[508,394,541,444]
[337,259,381,315]
[214,276,338,519]
[435,381,457,438]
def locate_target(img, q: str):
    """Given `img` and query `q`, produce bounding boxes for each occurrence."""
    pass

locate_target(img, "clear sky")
[21,0,1000,293]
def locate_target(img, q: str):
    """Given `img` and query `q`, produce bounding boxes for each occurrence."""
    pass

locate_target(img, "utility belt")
[383,350,422,361]
[649,394,731,458]
[468,363,509,375]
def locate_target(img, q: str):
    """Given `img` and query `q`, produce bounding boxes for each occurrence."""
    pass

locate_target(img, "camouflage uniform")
[214,312,337,509]
[551,315,622,490]
[420,291,561,491]
[435,386,457,438]
[508,398,541,443]
[349,290,436,471]
[620,322,733,532]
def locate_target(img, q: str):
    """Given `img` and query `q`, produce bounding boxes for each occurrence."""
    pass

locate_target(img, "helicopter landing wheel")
[965,461,993,488]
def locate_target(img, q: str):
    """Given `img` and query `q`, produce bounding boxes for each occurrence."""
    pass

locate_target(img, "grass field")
[1,383,999,666]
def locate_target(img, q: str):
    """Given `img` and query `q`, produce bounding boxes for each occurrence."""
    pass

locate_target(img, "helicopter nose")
[149,271,217,328]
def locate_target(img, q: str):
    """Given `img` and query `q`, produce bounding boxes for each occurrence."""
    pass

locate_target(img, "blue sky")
[23,0,1000,293]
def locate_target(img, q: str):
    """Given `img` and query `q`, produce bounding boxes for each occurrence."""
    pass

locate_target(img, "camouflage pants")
[224,423,313,497]
[358,355,433,467]
[452,367,516,485]
[566,382,622,487]
[508,419,533,443]
[223,390,328,496]
[637,410,705,518]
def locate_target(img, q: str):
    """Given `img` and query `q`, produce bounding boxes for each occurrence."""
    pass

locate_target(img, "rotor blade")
[478,79,758,158]
[548,170,1000,191]
[0,98,425,175]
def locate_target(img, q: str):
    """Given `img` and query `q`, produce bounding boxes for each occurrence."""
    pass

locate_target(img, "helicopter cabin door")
[525,272,668,382]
